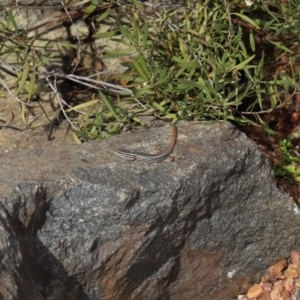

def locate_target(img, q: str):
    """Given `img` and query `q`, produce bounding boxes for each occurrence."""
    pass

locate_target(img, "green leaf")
[179,80,205,89]
[16,62,30,95]
[177,61,201,68]
[280,73,292,95]
[98,91,118,119]
[83,4,97,19]
[27,69,36,101]
[102,49,136,58]
[66,100,99,112]
[7,10,18,32]
[249,32,255,52]
[178,38,189,59]
[132,21,140,46]
[151,101,167,112]
[231,55,255,71]
[256,115,277,135]
[96,8,111,22]
[71,129,91,140]
[267,40,294,54]
[61,43,79,50]
[232,13,261,29]
[93,31,116,38]
[132,58,149,81]
[119,25,135,45]
[155,70,172,86]
[141,23,149,52]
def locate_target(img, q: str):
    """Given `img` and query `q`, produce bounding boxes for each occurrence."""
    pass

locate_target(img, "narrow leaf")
[27,69,36,101]
[267,40,294,54]
[96,9,111,22]
[16,62,30,95]
[7,10,18,32]
[231,54,255,71]
[232,13,261,29]
[132,59,148,81]
[83,4,97,19]
[93,31,116,38]
[249,32,255,52]
[71,130,82,144]
[66,100,99,112]
[155,70,172,86]
[102,49,135,58]
[98,91,118,119]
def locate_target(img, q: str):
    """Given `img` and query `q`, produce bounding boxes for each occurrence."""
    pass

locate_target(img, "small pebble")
[247,283,264,299]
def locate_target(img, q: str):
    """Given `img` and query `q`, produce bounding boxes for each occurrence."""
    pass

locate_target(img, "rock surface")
[1,121,300,300]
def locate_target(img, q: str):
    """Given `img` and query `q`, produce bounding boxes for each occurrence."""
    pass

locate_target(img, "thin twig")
[0,77,36,107]
[45,75,78,130]
[61,0,82,74]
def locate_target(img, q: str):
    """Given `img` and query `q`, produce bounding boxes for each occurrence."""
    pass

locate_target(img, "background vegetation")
[1,0,300,181]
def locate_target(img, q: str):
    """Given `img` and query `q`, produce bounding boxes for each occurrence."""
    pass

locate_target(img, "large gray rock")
[0,122,299,300]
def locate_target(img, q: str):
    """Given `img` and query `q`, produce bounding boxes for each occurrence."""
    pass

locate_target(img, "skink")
[114,123,177,163]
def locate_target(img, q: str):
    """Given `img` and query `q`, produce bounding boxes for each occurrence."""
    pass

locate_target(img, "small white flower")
[245,0,253,6]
